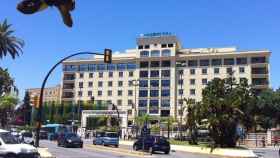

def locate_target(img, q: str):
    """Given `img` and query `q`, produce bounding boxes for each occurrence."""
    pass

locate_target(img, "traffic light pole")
[35,51,105,147]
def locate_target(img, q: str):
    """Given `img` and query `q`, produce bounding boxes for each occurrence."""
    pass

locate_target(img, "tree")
[22,91,32,125]
[160,116,175,139]
[199,77,254,147]
[0,19,24,59]
[0,67,15,96]
[0,95,18,128]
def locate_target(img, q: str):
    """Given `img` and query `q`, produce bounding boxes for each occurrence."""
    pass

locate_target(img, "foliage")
[22,91,32,125]
[0,19,24,59]
[0,95,18,128]
[0,67,15,96]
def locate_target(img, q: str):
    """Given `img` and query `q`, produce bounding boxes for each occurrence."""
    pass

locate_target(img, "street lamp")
[131,79,139,136]
[34,50,112,147]
[176,62,186,141]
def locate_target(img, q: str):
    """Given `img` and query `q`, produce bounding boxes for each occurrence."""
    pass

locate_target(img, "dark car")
[57,133,83,148]
[133,136,170,154]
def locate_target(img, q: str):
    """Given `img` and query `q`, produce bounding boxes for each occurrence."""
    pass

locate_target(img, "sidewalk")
[38,148,55,158]
[120,140,257,158]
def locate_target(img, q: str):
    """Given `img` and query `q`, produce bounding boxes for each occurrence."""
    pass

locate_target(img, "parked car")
[20,131,34,145]
[133,136,170,154]
[0,129,39,158]
[57,133,83,148]
[93,132,119,147]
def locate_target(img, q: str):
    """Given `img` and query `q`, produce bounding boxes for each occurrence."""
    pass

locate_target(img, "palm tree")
[0,19,24,59]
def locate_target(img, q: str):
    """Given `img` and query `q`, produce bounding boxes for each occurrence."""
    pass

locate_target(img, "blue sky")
[1,0,280,98]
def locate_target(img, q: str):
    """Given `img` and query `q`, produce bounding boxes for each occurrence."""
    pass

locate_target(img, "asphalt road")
[40,140,219,158]
[252,147,279,158]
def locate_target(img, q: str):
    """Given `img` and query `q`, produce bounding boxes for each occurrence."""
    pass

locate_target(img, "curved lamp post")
[35,51,105,147]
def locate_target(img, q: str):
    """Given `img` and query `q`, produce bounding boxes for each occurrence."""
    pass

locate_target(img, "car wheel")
[80,144,83,148]
[149,147,153,155]
[133,145,137,151]
[5,153,17,158]
[115,145,119,148]
[164,150,170,154]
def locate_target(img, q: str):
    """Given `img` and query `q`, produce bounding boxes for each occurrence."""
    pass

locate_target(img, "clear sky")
[1,0,280,98]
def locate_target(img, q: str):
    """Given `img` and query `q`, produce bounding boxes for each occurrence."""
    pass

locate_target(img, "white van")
[0,129,40,158]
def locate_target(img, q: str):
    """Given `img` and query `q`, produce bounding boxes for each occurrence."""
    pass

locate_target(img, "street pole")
[35,51,104,147]
[179,71,183,141]
[132,79,139,137]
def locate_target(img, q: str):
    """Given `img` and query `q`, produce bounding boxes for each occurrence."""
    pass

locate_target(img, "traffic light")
[104,49,112,64]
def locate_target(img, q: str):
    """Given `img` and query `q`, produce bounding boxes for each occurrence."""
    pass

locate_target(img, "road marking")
[84,144,154,158]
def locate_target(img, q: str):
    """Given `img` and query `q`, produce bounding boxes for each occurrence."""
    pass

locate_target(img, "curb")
[85,144,153,157]
[119,141,257,158]
[37,148,56,158]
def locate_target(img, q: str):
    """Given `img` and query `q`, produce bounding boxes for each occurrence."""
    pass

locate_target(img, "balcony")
[63,74,75,81]
[252,78,269,89]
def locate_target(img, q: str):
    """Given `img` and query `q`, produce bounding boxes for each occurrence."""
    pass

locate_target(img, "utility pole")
[131,79,139,136]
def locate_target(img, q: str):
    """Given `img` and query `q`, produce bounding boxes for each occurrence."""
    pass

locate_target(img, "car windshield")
[105,133,118,138]
[0,132,19,144]
[66,133,78,138]
[22,132,32,137]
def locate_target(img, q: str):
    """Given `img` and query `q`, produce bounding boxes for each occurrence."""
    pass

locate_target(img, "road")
[252,147,279,158]
[40,140,218,158]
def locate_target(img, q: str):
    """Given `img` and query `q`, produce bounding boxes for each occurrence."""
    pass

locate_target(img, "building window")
[127,63,137,70]
[150,80,159,87]
[98,81,103,87]
[108,81,113,87]
[98,72,103,78]
[140,71,149,78]
[128,99,133,105]
[214,68,220,74]
[161,110,170,117]
[118,90,122,96]
[190,69,196,75]
[128,80,133,87]
[108,90,112,96]
[79,82,83,88]
[161,89,170,97]
[128,90,133,96]
[202,68,207,74]
[139,90,148,97]
[188,60,198,67]
[224,58,235,65]
[78,91,82,97]
[237,58,247,65]
[139,100,147,107]
[151,50,160,57]
[161,99,170,107]
[150,100,159,107]
[178,89,183,95]
[79,64,88,71]
[89,73,93,78]
[129,71,134,77]
[190,79,195,85]
[117,64,126,70]
[109,72,113,77]
[251,57,266,64]
[88,82,93,87]
[162,49,171,56]
[150,90,159,97]
[117,100,122,106]
[97,64,106,71]
[140,61,149,68]
[211,59,222,66]
[161,60,171,67]
[139,80,148,87]
[168,43,174,47]
[162,80,170,87]
[138,45,143,49]
[88,91,92,97]
[161,44,167,48]
[161,70,170,77]
[144,45,150,49]
[200,59,210,66]
[140,51,149,57]
[190,89,196,95]
[150,61,160,67]
[98,91,102,96]
[79,73,84,78]
[150,70,159,77]
[118,81,123,87]
[227,67,233,74]
[178,99,183,105]
[202,79,208,85]
[88,64,95,71]
[239,67,245,73]
[107,64,115,71]
[119,72,123,77]
[240,78,247,83]
[178,79,183,85]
